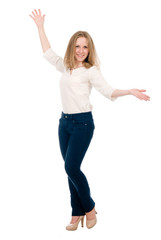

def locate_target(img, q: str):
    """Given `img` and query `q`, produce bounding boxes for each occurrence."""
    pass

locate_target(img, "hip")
[59,111,95,130]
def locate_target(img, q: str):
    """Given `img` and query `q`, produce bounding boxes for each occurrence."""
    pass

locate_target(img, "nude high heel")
[66,216,84,231]
[86,211,97,229]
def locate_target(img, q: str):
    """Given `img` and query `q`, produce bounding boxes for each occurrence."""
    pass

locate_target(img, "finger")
[135,92,150,101]
[142,95,150,101]
[34,9,38,15]
[38,9,41,15]
[138,93,145,100]
[144,94,150,99]
[141,93,150,99]
[146,94,150,100]
[145,96,150,101]
[32,11,36,17]
[140,94,147,100]
[29,14,34,19]
[142,96,148,100]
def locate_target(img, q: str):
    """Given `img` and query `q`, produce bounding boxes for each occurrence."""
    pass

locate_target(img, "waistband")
[61,111,93,120]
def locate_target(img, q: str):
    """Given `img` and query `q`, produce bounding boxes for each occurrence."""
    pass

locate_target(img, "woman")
[29,9,150,231]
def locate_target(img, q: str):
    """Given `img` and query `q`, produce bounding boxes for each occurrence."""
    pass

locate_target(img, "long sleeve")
[43,48,65,73]
[89,66,117,101]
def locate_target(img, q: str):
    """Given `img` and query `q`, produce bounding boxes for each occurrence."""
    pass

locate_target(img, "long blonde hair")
[64,31,100,69]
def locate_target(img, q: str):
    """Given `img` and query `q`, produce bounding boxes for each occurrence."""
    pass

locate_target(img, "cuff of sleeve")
[110,89,117,101]
[43,48,54,58]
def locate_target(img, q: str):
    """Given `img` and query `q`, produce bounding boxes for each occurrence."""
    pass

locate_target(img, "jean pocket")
[75,119,95,129]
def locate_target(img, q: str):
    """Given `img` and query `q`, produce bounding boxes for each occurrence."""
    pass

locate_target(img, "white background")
[0,0,161,239]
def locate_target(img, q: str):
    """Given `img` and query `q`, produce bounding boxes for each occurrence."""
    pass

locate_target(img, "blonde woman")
[29,9,150,231]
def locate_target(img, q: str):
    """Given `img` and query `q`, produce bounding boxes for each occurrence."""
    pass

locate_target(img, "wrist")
[37,24,44,31]
[128,89,132,95]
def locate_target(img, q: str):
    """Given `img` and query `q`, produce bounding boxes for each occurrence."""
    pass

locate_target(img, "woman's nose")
[79,48,83,53]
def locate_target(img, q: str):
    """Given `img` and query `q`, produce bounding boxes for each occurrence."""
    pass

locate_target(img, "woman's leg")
[58,119,85,216]
[64,121,95,214]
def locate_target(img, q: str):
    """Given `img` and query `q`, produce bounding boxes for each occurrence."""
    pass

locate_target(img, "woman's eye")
[75,46,88,48]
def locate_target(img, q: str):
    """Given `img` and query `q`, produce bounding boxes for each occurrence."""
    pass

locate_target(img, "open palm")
[130,89,150,101]
[29,9,45,27]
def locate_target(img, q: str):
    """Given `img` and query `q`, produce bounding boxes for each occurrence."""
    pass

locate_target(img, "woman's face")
[74,37,89,65]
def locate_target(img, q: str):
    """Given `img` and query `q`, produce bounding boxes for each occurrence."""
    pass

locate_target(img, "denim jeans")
[58,111,95,216]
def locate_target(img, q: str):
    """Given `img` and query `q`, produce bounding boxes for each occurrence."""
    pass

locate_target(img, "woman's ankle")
[70,216,80,224]
[86,208,96,220]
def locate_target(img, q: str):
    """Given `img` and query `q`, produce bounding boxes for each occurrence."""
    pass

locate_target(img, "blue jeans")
[58,111,95,216]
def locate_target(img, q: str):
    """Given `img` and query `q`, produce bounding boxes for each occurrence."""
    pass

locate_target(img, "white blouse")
[43,48,116,114]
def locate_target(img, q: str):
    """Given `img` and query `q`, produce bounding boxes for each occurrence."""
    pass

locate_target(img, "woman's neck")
[73,61,84,69]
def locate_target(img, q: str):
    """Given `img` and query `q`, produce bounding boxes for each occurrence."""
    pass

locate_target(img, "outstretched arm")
[29,9,51,53]
[111,89,150,101]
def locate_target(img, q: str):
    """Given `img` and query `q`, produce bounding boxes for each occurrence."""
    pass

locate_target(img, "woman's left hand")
[129,89,150,101]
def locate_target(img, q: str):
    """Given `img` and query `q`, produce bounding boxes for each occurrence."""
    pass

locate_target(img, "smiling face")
[74,37,89,67]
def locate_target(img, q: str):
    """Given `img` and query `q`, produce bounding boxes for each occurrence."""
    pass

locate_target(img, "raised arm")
[29,9,51,53]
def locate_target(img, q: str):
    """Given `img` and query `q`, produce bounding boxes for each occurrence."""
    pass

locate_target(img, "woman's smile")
[74,37,89,66]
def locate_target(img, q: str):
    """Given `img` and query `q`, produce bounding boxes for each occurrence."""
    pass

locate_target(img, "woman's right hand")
[29,9,45,28]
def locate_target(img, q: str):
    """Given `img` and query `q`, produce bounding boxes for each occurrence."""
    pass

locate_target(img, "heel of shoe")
[81,216,84,227]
